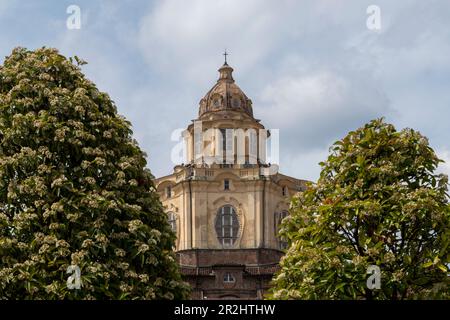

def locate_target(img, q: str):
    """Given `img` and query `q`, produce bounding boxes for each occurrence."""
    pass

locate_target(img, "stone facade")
[178,249,283,299]
[155,61,307,299]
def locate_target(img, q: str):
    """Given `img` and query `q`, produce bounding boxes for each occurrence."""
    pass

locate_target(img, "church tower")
[155,57,307,299]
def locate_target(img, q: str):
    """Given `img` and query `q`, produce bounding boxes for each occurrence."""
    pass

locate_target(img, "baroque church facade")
[155,59,307,299]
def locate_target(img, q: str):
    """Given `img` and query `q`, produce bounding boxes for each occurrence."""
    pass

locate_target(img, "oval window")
[215,205,239,247]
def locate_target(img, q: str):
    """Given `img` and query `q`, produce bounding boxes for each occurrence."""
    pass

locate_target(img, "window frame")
[219,128,234,164]
[168,212,177,234]
[223,273,236,283]
[215,205,240,247]
[275,210,289,250]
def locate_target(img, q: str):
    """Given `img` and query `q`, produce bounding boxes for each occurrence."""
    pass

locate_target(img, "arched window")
[215,205,239,247]
[274,211,289,250]
[168,212,177,234]
[223,273,235,283]
[219,128,233,164]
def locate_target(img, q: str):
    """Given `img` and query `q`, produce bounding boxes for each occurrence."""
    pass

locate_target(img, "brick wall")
[177,248,283,299]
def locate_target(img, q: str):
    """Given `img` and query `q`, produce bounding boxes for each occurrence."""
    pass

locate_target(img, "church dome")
[198,62,253,118]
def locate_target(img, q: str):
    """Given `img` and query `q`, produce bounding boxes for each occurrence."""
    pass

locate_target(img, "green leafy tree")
[0,47,190,299]
[269,119,449,299]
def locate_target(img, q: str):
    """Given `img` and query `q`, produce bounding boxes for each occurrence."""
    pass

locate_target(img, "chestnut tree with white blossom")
[0,47,190,299]
[269,119,449,299]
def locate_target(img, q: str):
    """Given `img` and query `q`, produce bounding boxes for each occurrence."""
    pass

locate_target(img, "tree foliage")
[0,47,190,299]
[269,119,449,299]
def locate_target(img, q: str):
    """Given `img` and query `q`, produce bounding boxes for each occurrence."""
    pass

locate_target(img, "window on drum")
[215,205,240,247]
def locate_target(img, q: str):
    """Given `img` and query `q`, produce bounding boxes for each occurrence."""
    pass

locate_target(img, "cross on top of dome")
[218,50,234,83]
[223,50,228,64]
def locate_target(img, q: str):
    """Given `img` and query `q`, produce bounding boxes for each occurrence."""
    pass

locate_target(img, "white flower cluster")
[0,238,18,250]
[81,239,94,248]
[102,130,112,139]
[33,119,44,128]
[71,250,87,265]
[56,240,70,248]
[115,248,126,257]
[138,243,150,253]
[94,157,106,167]
[119,283,133,292]
[119,161,131,171]
[81,160,90,169]
[37,164,52,175]
[125,270,138,279]
[82,147,104,157]
[45,282,59,294]
[0,268,14,283]
[50,202,64,212]
[54,127,69,142]
[74,105,85,114]
[49,96,60,107]
[94,233,109,245]
[51,175,68,189]
[110,232,128,240]
[84,177,96,185]
[38,243,50,254]
[66,212,81,222]
[128,179,138,187]
[118,262,129,270]
[49,223,62,230]
[73,87,88,99]
[139,274,149,283]
[43,235,58,244]
[128,219,144,233]
[37,146,53,159]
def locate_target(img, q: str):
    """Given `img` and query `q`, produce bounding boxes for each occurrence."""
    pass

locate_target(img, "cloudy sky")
[1,0,449,181]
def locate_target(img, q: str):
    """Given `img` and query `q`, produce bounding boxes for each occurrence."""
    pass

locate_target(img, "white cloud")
[258,67,390,150]
[137,0,296,84]
[0,1,12,16]
[52,1,450,184]
[2,0,449,183]
[280,147,329,182]
[437,149,450,177]
[135,0,450,181]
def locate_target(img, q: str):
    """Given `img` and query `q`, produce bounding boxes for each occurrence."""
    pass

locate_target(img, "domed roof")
[198,62,253,119]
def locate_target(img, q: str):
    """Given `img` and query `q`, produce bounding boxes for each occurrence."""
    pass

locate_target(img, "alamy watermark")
[66,5,81,30]
[170,121,280,176]
[66,265,82,290]
[366,265,381,290]
[366,5,381,31]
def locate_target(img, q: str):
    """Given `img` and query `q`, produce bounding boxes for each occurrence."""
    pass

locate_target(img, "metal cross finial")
[223,50,228,64]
